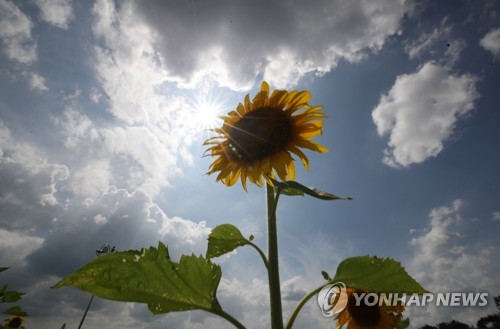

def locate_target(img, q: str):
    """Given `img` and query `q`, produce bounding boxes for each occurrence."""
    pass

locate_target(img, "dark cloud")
[129,0,410,89]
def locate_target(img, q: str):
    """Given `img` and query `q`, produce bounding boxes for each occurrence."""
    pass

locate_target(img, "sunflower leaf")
[52,242,222,314]
[396,317,410,329]
[0,289,24,303]
[271,178,352,201]
[3,306,27,316]
[332,256,429,294]
[0,267,9,273]
[206,224,250,259]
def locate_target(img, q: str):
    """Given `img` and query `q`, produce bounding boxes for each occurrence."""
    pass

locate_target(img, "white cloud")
[34,0,74,29]
[28,72,49,91]
[91,0,203,130]
[93,0,410,90]
[69,160,111,198]
[93,213,108,225]
[408,200,500,327]
[406,19,453,59]
[52,108,182,198]
[372,62,479,167]
[8,186,212,328]
[89,87,102,103]
[405,18,466,66]
[0,120,69,213]
[281,276,309,301]
[157,210,211,249]
[0,229,44,266]
[410,199,464,266]
[492,211,500,221]
[444,39,467,65]
[0,0,37,63]
[46,0,221,200]
[480,27,500,58]
[91,0,173,125]
[217,278,270,329]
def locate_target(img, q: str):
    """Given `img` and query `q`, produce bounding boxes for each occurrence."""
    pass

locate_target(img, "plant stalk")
[248,240,269,270]
[266,183,284,329]
[285,285,324,329]
[77,294,94,329]
[211,308,247,329]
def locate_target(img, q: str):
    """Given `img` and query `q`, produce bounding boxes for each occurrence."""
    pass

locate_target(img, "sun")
[192,98,221,130]
[187,87,226,133]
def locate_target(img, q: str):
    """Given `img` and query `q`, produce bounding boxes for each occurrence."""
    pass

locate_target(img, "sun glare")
[188,88,226,133]
[193,100,221,129]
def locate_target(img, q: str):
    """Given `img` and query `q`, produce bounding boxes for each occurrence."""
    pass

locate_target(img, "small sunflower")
[335,289,405,329]
[204,81,327,190]
[4,315,24,328]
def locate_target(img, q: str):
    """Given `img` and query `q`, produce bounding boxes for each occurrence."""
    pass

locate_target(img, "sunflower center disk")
[228,107,293,163]
[347,294,381,327]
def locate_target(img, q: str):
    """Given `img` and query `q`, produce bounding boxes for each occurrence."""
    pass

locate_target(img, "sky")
[0,0,499,328]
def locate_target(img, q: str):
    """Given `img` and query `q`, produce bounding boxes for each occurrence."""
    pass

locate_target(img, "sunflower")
[204,81,327,190]
[4,315,24,328]
[335,289,405,329]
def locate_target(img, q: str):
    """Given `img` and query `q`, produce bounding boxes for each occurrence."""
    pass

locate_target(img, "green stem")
[77,294,94,329]
[285,285,324,329]
[210,308,247,329]
[267,183,284,329]
[248,240,269,270]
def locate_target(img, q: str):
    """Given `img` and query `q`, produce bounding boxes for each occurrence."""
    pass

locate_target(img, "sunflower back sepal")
[270,178,352,201]
[321,270,332,281]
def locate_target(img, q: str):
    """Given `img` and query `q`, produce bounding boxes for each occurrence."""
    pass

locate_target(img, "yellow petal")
[274,162,288,181]
[240,169,248,191]
[261,81,270,95]
[289,146,310,170]
[216,166,232,182]
[300,105,324,116]
[297,124,323,139]
[244,94,251,111]
[249,165,262,183]
[287,160,296,181]
[236,103,246,116]
[272,152,291,181]
[295,139,328,153]
[226,169,241,186]
[253,92,267,108]
[287,90,311,111]
[269,90,289,108]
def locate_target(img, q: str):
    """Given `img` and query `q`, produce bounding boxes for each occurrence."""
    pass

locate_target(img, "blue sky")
[0,0,499,328]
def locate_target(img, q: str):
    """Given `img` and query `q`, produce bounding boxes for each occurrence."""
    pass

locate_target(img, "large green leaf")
[332,256,428,294]
[53,242,222,314]
[206,224,250,259]
[270,178,352,201]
